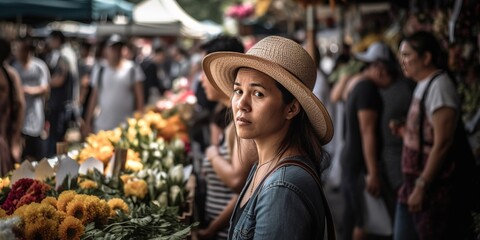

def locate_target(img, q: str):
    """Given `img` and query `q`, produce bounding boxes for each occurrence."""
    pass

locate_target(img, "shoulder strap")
[97,66,105,91]
[418,71,444,163]
[264,159,336,240]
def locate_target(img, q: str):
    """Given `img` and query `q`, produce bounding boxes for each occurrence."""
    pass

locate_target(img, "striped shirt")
[203,137,234,239]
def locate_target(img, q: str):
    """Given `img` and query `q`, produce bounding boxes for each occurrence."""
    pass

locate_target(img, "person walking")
[84,34,145,133]
[12,37,50,161]
[44,30,75,157]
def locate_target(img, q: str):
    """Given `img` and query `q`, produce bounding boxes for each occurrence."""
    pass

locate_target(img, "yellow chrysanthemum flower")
[24,219,57,240]
[57,210,67,223]
[13,204,29,218]
[127,118,137,127]
[136,119,147,128]
[18,203,59,239]
[144,111,167,130]
[125,149,141,164]
[41,197,58,209]
[0,208,6,218]
[125,159,143,172]
[0,177,10,189]
[124,180,148,199]
[120,174,131,183]
[82,196,110,225]
[79,180,98,189]
[57,190,77,212]
[66,200,88,224]
[22,203,59,225]
[78,129,120,164]
[137,119,152,136]
[107,198,129,216]
[108,128,122,144]
[58,216,85,240]
[127,126,136,138]
[83,195,101,223]
[95,199,111,226]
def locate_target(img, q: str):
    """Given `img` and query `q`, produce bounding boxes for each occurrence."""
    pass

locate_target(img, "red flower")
[1,178,51,214]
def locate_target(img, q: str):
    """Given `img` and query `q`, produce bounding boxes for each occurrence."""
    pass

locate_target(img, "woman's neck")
[416,66,440,81]
[220,97,230,107]
[108,58,123,69]
[19,56,30,67]
[254,127,297,165]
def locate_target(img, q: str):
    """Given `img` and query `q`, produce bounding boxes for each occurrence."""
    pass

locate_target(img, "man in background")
[12,37,50,161]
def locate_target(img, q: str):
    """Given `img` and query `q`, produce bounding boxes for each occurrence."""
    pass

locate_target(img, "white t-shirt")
[90,60,145,132]
[413,72,460,122]
[313,69,335,154]
[13,58,50,137]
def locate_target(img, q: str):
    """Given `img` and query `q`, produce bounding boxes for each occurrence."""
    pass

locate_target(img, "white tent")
[133,0,207,39]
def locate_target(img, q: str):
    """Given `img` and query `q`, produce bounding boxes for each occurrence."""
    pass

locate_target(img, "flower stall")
[0,98,198,239]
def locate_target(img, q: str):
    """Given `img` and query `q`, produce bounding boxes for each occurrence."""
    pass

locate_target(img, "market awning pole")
[449,0,463,43]
[306,4,316,60]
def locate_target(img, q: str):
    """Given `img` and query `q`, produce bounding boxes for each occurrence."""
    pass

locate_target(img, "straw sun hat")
[202,36,333,144]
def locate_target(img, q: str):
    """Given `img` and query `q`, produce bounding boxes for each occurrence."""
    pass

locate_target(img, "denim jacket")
[228,156,326,240]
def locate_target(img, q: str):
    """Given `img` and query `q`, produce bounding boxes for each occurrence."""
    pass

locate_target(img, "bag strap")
[263,159,336,240]
[418,71,444,163]
[97,65,105,91]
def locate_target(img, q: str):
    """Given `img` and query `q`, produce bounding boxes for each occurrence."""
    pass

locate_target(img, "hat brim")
[203,51,333,144]
[107,41,124,47]
[354,52,374,63]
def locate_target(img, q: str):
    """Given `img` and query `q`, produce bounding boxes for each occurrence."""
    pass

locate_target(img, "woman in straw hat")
[203,36,335,240]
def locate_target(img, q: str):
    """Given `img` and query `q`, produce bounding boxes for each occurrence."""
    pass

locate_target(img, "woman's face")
[200,70,224,102]
[106,44,122,62]
[365,62,391,89]
[231,68,293,141]
[399,41,424,80]
[12,41,29,62]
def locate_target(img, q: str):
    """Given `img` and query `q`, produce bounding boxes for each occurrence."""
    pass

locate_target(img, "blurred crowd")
[0,7,479,240]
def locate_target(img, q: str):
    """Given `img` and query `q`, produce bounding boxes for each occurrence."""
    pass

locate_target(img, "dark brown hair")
[272,81,330,174]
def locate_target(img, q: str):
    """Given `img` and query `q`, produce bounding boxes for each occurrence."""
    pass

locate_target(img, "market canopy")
[96,22,181,37]
[0,0,134,23]
[133,0,207,38]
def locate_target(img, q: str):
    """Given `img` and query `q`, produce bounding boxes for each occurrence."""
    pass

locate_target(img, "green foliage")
[81,203,198,240]
[77,169,124,200]
[176,0,235,24]
[458,82,480,121]
[0,186,10,205]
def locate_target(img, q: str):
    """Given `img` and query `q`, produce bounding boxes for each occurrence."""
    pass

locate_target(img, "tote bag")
[362,189,392,236]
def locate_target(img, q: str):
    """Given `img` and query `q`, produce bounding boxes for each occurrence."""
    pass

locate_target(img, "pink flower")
[226,3,254,19]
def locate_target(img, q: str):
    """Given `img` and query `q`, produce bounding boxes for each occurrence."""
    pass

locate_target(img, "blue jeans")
[393,202,418,240]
